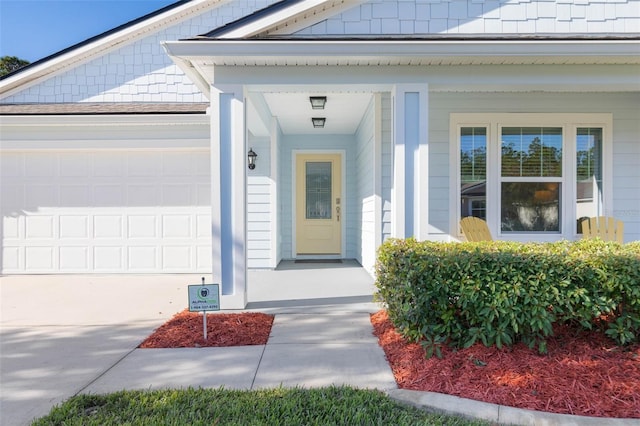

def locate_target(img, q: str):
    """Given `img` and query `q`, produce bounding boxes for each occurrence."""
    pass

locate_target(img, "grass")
[33,386,488,426]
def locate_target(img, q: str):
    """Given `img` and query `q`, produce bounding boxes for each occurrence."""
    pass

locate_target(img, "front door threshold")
[295,254,342,260]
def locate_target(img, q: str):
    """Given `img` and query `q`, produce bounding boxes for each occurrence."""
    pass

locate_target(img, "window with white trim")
[453,114,611,240]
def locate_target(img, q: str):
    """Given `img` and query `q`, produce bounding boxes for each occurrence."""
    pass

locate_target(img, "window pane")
[576,128,603,232]
[502,127,563,177]
[460,127,487,219]
[501,182,560,232]
[306,162,332,219]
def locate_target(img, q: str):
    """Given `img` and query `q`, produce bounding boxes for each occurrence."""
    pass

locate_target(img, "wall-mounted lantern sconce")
[311,117,326,128]
[309,96,327,109]
[247,148,257,170]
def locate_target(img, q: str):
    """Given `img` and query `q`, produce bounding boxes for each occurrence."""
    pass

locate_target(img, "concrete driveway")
[0,274,196,425]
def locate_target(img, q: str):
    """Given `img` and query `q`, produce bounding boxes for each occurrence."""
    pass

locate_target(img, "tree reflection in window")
[460,127,487,219]
[501,128,562,233]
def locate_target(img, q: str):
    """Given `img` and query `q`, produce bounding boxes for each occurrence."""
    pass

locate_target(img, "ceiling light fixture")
[311,117,326,128]
[309,96,327,109]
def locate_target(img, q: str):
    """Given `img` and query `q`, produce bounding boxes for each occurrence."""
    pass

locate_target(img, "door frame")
[291,149,346,259]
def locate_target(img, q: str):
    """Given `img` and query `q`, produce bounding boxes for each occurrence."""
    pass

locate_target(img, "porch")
[247,259,377,311]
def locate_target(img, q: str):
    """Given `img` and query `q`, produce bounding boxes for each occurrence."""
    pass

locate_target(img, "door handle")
[336,206,340,222]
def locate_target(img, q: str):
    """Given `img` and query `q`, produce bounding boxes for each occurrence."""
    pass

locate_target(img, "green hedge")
[375,238,640,356]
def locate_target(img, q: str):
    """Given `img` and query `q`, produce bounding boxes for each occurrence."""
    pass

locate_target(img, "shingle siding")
[2,0,278,104]
[295,0,640,36]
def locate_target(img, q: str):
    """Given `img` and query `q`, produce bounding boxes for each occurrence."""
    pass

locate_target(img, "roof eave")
[0,0,217,100]
[163,39,640,66]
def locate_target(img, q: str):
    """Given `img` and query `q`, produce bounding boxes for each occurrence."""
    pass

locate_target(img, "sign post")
[188,277,220,340]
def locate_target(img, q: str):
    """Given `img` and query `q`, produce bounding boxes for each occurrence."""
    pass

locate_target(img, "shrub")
[375,238,640,356]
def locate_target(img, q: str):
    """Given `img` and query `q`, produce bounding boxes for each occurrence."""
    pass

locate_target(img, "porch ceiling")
[261,91,372,134]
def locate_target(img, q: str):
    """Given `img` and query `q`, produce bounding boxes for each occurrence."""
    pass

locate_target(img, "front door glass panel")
[305,162,332,219]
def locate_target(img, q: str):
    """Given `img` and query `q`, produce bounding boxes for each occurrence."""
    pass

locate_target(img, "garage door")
[1,150,212,274]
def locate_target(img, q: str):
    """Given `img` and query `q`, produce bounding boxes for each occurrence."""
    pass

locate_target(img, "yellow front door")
[296,153,342,255]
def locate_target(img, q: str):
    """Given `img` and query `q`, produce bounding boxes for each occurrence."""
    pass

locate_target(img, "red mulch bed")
[371,310,640,418]
[139,309,273,348]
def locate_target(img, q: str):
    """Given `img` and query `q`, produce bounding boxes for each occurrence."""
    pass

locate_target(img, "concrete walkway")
[80,312,395,395]
[1,270,637,426]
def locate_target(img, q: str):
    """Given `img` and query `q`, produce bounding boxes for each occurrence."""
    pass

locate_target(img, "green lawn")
[33,386,487,425]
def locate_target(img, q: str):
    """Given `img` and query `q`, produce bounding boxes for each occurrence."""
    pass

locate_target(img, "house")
[1,0,639,308]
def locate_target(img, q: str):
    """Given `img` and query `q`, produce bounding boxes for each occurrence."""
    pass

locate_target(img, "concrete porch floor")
[247,259,377,311]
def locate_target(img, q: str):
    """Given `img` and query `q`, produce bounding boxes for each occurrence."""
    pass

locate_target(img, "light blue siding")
[355,97,376,270]
[294,0,639,37]
[381,93,393,243]
[247,135,273,268]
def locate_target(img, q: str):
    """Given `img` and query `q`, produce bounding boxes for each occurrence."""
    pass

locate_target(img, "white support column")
[415,88,429,241]
[210,85,247,309]
[391,84,429,240]
[269,116,280,267]
[391,87,406,238]
[373,93,383,250]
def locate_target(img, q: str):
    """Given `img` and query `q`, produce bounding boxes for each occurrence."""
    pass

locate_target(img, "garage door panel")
[128,152,162,177]
[60,185,90,207]
[94,246,123,271]
[94,153,125,177]
[127,184,161,206]
[197,246,212,270]
[26,185,57,207]
[94,215,123,238]
[25,246,54,269]
[162,152,194,176]
[60,153,90,177]
[2,150,212,274]
[162,215,191,238]
[196,215,210,238]
[1,153,23,177]
[60,246,89,270]
[25,153,56,177]
[128,246,158,270]
[3,247,20,270]
[26,216,54,239]
[163,246,191,269]
[128,216,157,238]
[162,184,193,206]
[3,216,20,239]
[1,184,24,212]
[59,216,89,239]
[93,185,124,206]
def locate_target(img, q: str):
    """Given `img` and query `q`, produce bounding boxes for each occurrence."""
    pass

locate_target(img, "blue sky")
[0,0,177,63]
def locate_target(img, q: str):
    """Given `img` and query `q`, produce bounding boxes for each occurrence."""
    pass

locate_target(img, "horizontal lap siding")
[247,137,273,268]
[381,93,393,242]
[429,91,640,242]
[356,98,376,271]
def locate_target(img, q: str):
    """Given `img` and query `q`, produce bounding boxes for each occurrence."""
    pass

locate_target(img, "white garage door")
[1,150,212,274]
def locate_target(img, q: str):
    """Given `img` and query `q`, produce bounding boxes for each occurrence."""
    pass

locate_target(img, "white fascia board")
[0,0,221,99]
[162,39,640,64]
